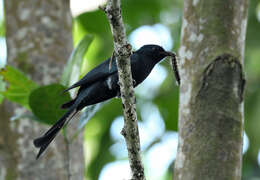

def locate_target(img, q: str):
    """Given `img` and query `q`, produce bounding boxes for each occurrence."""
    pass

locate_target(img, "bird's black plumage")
[33,44,178,159]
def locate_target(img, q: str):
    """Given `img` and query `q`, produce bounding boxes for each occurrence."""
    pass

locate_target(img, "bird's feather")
[34,44,177,159]
[33,107,78,159]
[63,57,117,92]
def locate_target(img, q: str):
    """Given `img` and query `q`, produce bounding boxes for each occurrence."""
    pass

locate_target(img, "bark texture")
[102,0,145,179]
[1,0,84,179]
[174,0,248,179]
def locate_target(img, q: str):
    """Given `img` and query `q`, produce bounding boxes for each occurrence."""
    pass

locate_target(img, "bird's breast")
[131,61,155,87]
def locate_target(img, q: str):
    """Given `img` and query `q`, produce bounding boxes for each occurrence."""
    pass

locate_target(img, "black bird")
[33,44,179,159]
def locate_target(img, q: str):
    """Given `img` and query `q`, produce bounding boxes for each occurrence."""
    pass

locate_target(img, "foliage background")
[0,0,260,179]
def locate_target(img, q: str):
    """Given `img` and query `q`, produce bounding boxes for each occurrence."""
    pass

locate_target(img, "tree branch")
[101,0,145,179]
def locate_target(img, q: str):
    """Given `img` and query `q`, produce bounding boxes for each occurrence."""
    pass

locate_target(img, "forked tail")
[33,107,78,159]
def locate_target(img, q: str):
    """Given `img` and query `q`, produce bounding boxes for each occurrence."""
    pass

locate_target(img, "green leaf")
[60,34,94,87]
[0,65,38,109]
[29,84,72,125]
[77,11,110,35]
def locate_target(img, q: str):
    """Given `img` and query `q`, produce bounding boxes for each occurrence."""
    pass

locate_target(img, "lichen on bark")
[102,0,145,179]
[174,0,248,179]
[1,0,84,179]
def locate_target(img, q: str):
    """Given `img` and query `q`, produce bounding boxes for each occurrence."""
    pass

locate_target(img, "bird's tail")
[60,99,76,109]
[33,107,78,159]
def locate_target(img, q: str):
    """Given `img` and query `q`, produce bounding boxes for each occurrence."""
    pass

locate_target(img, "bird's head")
[136,44,174,63]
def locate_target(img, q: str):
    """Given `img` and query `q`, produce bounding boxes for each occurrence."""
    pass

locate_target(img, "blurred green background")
[0,0,260,179]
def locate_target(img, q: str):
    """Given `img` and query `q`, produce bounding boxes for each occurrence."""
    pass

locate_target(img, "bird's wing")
[63,57,118,92]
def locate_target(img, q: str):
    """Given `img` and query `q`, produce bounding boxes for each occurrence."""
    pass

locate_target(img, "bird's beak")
[163,51,176,57]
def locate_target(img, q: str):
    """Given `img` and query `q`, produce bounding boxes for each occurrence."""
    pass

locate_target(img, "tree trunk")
[0,0,84,179]
[174,0,248,179]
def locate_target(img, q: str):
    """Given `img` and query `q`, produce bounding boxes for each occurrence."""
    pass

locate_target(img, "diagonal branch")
[101,0,145,179]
